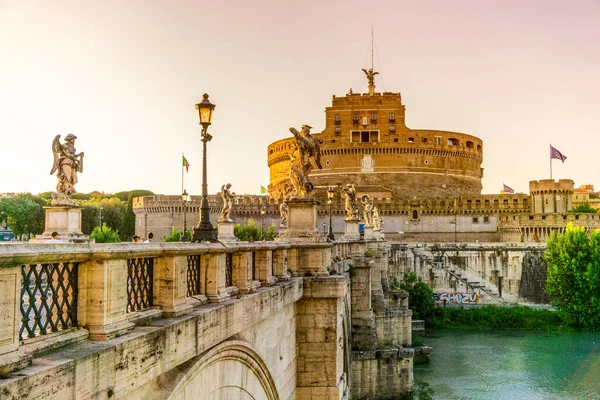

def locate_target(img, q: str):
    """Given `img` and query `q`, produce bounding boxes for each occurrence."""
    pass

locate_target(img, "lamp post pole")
[193,94,216,242]
[181,189,190,242]
[260,205,266,241]
[327,186,335,241]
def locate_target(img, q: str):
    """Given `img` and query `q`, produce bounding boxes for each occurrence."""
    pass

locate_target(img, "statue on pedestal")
[373,207,381,230]
[50,134,84,206]
[361,194,374,227]
[342,184,359,220]
[218,183,235,222]
[288,124,322,197]
[361,68,379,87]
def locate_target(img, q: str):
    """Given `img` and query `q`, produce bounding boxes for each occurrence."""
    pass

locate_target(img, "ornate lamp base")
[193,225,216,242]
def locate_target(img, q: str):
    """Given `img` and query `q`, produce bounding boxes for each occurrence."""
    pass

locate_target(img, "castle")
[134,71,600,243]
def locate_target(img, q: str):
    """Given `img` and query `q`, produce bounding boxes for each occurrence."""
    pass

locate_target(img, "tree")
[90,223,121,243]
[545,223,600,329]
[121,193,137,240]
[162,227,192,242]
[570,201,598,214]
[399,271,436,323]
[234,219,277,241]
[0,194,44,239]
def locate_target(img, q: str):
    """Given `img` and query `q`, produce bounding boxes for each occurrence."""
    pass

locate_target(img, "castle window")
[435,136,442,145]
[389,113,395,122]
[351,130,379,143]
[485,199,490,207]
[394,138,399,142]
[362,116,368,126]
[269,149,274,154]
[513,199,518,207]
[477,144,482,151]
[353,113,359,123]
[467,200,472,209]
[422,137,428,143]
[494,199,499,206]
[529,216,534,220]
[466,141,474,148]
[542,215,546,220]
[412,210,419,220]
[476,200,481,207]
[472,217,479,223]
[448,138,459,146]
[408,137,414,143]
[389,125,395,132]
[523,199,528,207]
[504,199,509,206]
[335,114,341,124]
[335,126,341,135]
[484,216,490,223]
[371,113,377,122]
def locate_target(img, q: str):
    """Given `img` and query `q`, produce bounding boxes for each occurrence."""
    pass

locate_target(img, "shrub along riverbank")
[427,305,568,331]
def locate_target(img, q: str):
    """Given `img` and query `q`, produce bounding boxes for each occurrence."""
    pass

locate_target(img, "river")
[413,330,600,400]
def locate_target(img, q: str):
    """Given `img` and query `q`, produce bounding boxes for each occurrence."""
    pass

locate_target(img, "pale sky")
[1,0,599,196]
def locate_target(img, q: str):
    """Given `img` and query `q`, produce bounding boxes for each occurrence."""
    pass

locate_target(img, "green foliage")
[410,381,435,400]
[234,218,277,241]
[0,194,46,239]
[400,272,436,323]
[113,190,155,202]
[570,201,598,214]
[121,194,136,239]
[430,305,566,330]
[90,223,121,243]
[162,227,192,242]
[545,223,600,329]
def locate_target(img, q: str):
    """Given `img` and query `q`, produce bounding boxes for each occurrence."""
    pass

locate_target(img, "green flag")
[261,185,267,194]
[182,154,190,172]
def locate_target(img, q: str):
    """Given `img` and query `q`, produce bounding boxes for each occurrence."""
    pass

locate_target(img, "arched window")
[448,138,459,146]
[466,141,474,148]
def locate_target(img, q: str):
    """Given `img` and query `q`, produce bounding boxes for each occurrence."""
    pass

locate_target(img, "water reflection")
[414,330,600,400]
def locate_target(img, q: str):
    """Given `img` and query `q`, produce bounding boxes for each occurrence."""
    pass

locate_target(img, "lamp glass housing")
[195,93,215,126]
[182,190,190,203]
[327,186,335,199]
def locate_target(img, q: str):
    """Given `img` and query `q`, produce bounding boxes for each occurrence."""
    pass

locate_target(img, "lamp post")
[260,205,266,241]
[98,203,103,227]
[193,93,216,242]
[327,186,335,241]
[181,189,190,242]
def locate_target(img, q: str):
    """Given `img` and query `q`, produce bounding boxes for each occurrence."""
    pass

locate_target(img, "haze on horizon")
[1,0,599,197]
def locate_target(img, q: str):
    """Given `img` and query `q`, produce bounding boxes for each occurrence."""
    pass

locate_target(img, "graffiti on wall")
[434,292,480,305]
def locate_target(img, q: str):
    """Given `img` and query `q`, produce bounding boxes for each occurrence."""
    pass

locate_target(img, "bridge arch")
[136,340,280,400]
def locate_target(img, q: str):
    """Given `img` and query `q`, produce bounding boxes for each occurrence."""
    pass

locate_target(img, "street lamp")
[260,205,266,241]
[193,93,216,242]
[98,203,103,227]
[327,186,335,241]
[181,189,190,242]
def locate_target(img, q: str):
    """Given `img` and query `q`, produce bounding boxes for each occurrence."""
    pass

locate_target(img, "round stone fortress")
[268,78,483,199]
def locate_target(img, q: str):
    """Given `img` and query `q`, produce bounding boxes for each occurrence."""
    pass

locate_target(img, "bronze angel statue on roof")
[50,134,84,205]
[288,124,322,197]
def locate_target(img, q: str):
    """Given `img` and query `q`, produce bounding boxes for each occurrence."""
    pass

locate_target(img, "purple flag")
[550,145,567,163]
[503,184,514,194]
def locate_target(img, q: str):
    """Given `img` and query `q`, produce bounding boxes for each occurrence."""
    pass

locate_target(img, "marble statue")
[219,183,235,222]
[373,207,381,230]
[342,184,359,219]
[50,134,84,206]
[361,194,374,227]
[288,124,322,197]
[279,202,288,228]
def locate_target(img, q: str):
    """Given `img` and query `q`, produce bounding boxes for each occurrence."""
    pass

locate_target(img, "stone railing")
[0,240,360,373]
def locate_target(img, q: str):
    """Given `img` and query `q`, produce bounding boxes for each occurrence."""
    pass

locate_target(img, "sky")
[1,0,599,196]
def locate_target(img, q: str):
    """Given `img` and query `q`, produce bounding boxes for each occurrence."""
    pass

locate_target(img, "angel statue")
[342,184,359,220]
[373,207,381,230]
[288,124,322,197]
[218,183,236,222]
[362,68,379,86]
[361,194,374,227]
[50,134,84,205]
[278,183,292,228]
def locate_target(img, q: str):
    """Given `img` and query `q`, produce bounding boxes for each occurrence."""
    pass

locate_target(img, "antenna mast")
[371,27,374,71]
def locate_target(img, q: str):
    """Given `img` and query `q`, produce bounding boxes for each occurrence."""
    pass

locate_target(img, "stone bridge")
[0,238,412,399]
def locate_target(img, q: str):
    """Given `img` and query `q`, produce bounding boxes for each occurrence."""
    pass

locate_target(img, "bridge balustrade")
[0,240,357,373]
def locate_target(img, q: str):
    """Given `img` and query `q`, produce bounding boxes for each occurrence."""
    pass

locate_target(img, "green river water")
[413,330,600,400]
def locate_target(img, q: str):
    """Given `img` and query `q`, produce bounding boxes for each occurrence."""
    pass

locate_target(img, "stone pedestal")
[364,226,374,240]
[343,218,361,241]
[373,228,382,240]
[217,220,238,242]
[277,198,322,242]
[32,206,88,243]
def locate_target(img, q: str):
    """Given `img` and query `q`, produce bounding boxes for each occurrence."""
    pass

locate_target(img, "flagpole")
[549,144,552,180]
[182,153,184,195]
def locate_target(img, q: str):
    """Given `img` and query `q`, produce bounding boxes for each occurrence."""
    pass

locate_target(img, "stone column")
[296,276,348,399]
[0,266,30,373]
[152,255,193,317]
[351,256,377,350]
[202,253,230,303]
[233,251,252,294]
[363,225,374,240]
[272,248,290,280]
[343,218,361,241]
[78,259,135,341]
[255,250,277,286]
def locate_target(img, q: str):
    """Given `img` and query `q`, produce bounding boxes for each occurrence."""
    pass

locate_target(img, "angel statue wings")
[50,134,84,205]
[288,124,322,197]
[362,68,379,86]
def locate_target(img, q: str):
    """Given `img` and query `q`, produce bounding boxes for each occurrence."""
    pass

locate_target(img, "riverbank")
[426,305,568,331]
